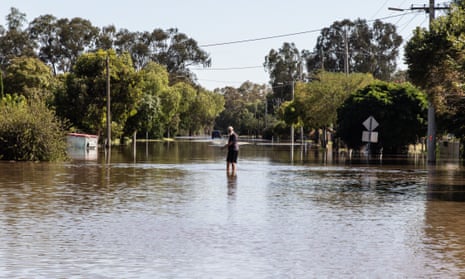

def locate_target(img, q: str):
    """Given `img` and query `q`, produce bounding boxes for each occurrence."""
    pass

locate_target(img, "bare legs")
[226,162,236,176]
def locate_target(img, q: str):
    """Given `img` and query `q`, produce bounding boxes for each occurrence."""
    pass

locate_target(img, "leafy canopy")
[337,82,427,153]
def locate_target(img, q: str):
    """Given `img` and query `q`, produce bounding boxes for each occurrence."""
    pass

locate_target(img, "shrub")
[0,95,67,161]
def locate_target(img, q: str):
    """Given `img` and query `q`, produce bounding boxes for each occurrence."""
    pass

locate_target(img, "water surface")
[1,141,465,278]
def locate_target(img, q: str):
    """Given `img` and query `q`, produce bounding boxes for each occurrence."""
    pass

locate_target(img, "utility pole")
[291,80,294,149]
[389,0,448,164]
[0,70,3,96]
[426,0,437,164]
[343,29,349,76]
[106,55,111,151]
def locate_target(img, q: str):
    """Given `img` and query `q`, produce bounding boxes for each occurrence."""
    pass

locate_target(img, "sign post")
[362,116,379,158]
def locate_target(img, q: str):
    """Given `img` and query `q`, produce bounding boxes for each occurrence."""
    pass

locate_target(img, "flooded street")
[1,141,465,278]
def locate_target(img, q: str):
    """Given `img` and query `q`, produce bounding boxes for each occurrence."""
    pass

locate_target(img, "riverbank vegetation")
[0,95,67,161]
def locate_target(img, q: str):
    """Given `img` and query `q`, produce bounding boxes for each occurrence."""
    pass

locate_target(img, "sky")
[0,0,450,90]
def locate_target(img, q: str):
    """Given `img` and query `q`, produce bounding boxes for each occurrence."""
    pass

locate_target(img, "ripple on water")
[0,154,464,277]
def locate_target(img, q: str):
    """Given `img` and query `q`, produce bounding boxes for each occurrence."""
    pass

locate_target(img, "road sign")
[363,116,378,131]
[362,131,378,143]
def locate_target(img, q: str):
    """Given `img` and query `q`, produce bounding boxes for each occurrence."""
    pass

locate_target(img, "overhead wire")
[398,13,423,33]
[195,78,246,85]
[371,0,391,19]
[199,12,417,48]
[193,7,430,86]
[191,66,263,71]
[199,28,322,48]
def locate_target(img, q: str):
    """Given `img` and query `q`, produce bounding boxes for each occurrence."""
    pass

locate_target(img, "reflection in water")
[427,164,465,202]
[67,148,98,160]
[1,142,465,277]
[227,174,237,198]
[424,200,465,277]
[424,164,465,277]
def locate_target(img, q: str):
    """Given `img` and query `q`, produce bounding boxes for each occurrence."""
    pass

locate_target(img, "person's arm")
[223,134,231,149]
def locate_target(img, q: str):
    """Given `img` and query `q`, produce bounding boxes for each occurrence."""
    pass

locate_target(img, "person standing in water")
[224,126,239,175]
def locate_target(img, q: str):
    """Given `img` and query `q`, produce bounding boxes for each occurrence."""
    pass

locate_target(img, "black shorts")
[227,150,238,163]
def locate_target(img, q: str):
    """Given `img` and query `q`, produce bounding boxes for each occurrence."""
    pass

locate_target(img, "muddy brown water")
[1,141,464,278]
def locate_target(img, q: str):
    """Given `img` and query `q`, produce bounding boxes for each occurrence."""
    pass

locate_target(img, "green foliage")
[292,72,375,130]
[176,81,199,135]
[3,56,54,100]
[405,2,465,155]
[2,8,209,84]
[158,87,181,138]
[193,89,225,134]
[264,42,303,103]
[0,8,36,67]
[28,15,99,74]
[150,28,211,78]
[0,71,3,96]
[405,2,465,114]
[124,62,168,137]
[304,19,402,81]
[124,62,224,138]
[55,49,141,138]
[337,82,428,153]
[0,94,67,161]
[215,82,269,136]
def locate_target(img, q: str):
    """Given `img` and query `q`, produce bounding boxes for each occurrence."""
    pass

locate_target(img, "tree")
[405,2,465,122]
[27,14,99,74]
[111,28,211,79]
[28,14,60,75]
[276,72,374,145]
[124,62,168,138]
[405,1,465,156]
[55,17,100,73]
[264,42,303,106]
[55,50,141,138]
[193,89,225,135]
[130,31,152,71]
[175,81,198,135]
[337,82,428,154]
[215,82,269,136]
[114,28,137,54]
[293,72,374,130]
[150,28,211,82]
[304,19,402,81]
[3,8,209,88]
[215,86,242,133]
[3,56,54,100]
[0,7,35,68]
[96,24,117,51]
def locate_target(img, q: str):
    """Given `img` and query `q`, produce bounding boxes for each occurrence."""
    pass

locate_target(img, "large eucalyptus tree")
[264,42,304,114]
[304,19,402,81]
[0,7,35,68]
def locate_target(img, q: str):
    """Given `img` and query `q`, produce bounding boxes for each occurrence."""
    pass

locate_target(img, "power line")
[191,66,263,71]
[199,28,322,48]
[398,13,423,33]
[371,0,391,19]
[199,12,417,48]
[196,78,245,84]
[192,8,428,87]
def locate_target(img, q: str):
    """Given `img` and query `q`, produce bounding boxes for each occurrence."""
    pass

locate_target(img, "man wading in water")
[224,126,239,175]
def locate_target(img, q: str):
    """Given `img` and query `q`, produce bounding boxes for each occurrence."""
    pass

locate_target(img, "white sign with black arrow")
[362,116,378,143]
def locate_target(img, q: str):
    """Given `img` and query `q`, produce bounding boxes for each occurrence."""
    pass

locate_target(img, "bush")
[336,82,427,153]
[0,95,67,161]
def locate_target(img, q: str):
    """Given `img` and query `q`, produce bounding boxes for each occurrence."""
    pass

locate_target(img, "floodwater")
[1,141,465,278]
